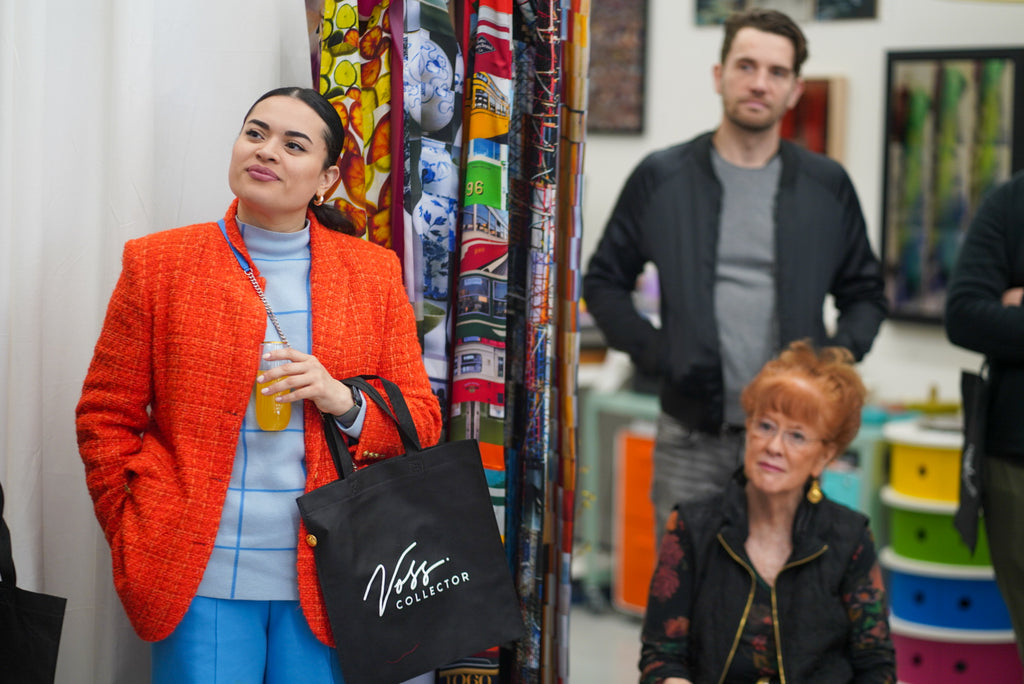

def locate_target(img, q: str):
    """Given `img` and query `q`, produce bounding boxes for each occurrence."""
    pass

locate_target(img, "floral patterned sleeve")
[840,526,896,683]
[639,508,695,684]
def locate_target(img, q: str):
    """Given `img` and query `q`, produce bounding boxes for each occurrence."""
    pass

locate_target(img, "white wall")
[581,0,1024,404]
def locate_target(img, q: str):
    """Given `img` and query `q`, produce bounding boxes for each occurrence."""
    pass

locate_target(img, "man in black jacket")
[583,8,886,536]
[945,170,1024,661]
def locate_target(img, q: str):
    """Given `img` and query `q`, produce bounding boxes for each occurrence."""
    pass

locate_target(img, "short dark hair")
[243,87,357,235]
[720,8,808,76]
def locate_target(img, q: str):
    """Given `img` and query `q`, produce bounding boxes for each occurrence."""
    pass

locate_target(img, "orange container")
[612,426,657,615]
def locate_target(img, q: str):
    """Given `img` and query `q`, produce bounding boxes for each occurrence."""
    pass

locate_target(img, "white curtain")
[0,1,312,681]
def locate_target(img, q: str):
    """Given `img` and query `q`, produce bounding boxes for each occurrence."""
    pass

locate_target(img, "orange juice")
[255,375,291,431]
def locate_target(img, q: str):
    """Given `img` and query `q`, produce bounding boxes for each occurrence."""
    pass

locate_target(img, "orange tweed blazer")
[76,202,442,645]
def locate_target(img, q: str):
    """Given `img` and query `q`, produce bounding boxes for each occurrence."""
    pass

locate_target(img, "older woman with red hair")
[640,341,895,684]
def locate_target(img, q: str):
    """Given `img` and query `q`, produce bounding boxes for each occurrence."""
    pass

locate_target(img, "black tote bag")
[0,481,67,683]
[296,375,523,684]
[954,362,988,553]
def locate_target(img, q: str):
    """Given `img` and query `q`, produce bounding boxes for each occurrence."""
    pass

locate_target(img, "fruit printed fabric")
[319,0,394,247]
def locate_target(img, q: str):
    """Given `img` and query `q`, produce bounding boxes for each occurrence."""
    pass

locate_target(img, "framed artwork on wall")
[587,0,647,133]
[780,76,847,162]
[881,48,1024,323]
[695,0,877,26]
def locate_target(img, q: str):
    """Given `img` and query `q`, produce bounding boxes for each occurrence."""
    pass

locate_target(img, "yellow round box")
[884,420,963,502]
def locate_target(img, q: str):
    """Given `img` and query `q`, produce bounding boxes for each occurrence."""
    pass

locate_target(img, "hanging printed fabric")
[306,0,327,86]
[553,2,590,680]
[449,0,513,535]
[319,0,395,246]
[508,0,562,681]
[403,0,464,430]
[506,32,534,684]
[436,3,513,681]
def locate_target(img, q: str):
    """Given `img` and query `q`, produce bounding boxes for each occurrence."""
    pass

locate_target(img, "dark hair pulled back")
[245,87,358,235]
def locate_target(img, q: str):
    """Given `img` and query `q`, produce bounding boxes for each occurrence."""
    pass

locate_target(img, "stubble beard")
[724,106,783,134]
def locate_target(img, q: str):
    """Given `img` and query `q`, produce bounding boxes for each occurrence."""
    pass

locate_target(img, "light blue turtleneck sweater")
[197,220,364,600]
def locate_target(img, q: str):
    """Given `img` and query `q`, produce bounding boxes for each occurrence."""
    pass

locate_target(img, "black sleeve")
[945,172,1024,362]
[840,526,896,683]
[582,159,667,376]
[828,172,888,361]
[639,508,697,683]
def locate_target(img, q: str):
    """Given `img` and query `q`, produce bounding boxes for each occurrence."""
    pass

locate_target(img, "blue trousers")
[152,597,437,684]
[151,597,344,684]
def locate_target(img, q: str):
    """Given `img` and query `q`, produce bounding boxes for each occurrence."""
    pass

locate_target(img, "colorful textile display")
[313,1,589,679]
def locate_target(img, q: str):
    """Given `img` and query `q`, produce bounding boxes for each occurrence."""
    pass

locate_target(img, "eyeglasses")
[748,417,828,452]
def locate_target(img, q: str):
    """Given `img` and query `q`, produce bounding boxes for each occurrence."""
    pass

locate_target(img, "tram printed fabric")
[449,0,514,536]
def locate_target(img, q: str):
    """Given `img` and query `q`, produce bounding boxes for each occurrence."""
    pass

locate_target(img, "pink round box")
[891,615,1022,683]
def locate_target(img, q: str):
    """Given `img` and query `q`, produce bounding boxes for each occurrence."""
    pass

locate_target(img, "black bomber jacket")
[583,132,887,433]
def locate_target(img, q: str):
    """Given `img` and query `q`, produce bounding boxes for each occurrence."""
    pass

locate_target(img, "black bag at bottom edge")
[0,481,67,684]
[297,375,524,684]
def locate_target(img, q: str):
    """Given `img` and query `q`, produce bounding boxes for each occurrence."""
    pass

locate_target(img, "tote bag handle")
[320,375,426,480]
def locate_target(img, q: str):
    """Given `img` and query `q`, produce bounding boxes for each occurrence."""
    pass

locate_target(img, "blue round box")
[881,547,1011,631]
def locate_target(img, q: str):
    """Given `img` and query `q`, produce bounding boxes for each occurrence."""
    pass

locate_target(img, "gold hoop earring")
[314,193,325,206]
[807,478,823,504]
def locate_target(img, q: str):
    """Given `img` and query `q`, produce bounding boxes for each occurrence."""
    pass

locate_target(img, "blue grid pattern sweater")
[196,220,365,600]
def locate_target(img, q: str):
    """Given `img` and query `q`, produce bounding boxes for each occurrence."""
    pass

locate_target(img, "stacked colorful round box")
[881,420,1021,683]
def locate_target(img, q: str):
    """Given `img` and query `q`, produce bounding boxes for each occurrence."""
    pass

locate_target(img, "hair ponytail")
[310,201,359,235]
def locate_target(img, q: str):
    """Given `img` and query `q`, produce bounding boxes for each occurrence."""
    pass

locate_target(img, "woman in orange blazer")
[76,87,441,684]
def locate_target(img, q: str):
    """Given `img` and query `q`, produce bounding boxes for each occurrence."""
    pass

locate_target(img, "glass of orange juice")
[255,341,291,431]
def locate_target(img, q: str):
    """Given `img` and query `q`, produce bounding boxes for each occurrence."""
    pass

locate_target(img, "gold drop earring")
[807,477,823,504]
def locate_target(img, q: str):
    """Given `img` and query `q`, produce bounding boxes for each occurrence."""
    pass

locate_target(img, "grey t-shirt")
[711,149,781,425]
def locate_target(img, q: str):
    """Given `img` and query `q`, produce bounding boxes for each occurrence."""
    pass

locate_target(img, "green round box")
[881,485,991,567]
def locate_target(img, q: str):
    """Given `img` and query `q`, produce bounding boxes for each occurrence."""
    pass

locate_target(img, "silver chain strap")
[244,269,290,347]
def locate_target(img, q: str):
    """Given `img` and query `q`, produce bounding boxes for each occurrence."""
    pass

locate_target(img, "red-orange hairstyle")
[740,340,867,455]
